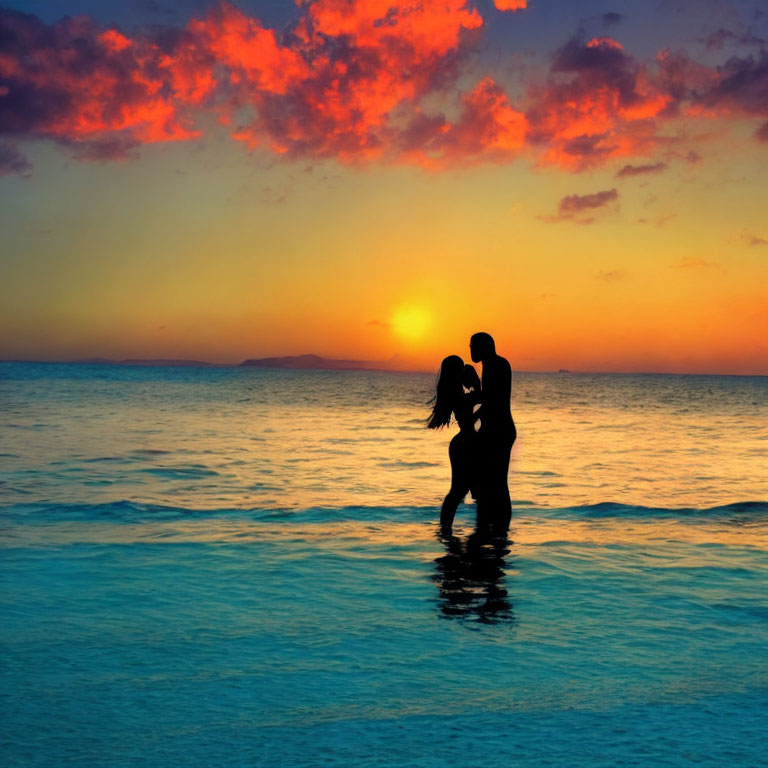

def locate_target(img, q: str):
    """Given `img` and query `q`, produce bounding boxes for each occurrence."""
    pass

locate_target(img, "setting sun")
[391,306,432,342]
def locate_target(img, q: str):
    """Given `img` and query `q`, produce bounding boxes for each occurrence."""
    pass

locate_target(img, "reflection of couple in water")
[428,332,516,535]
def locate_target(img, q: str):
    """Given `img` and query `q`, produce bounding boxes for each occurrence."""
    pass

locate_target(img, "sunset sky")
[1,0,766,373]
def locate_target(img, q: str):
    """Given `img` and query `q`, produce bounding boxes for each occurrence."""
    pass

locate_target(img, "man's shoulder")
[494,354,511,372]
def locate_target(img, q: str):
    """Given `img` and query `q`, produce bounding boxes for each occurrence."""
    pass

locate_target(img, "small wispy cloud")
[684,150,703,165]
[560,188,619,215]
[602,12,623,27]
[637,214,676,227]
[700,27,767,53]
[616,162,667,178]
[671,256,724,271]
[740,232,768,247]
[596,269,626,282]
[0,141,32,178]
[542,188,619,224]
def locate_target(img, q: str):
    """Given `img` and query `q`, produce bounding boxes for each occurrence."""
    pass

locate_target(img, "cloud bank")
[1,1,766,174]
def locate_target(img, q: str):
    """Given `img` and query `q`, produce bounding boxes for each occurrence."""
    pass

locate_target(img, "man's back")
[479,353,513,434]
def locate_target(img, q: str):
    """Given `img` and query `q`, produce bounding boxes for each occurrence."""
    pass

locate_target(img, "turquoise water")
[1,363,767,767]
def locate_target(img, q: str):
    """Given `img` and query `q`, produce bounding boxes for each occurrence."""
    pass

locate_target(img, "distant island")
[240,354,382,371]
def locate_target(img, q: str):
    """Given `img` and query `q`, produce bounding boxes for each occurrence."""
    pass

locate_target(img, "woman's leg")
[441,436,471,531]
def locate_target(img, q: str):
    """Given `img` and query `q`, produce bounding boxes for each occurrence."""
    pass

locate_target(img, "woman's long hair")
[427,355,465,429]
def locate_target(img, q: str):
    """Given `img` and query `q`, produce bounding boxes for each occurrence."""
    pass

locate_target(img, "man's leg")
[487,432,512,533]
[494,436,513,532]
[474,432,511,534]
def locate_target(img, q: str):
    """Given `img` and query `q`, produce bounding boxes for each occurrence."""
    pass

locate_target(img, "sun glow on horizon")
[391,305,433,343]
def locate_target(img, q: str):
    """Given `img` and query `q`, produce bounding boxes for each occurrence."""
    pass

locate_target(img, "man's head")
[470,332,495,363]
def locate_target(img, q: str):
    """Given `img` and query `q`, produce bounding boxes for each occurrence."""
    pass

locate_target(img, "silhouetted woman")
[427,355,481,531]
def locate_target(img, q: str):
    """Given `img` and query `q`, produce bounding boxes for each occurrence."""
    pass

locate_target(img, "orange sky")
[1,1,767,374]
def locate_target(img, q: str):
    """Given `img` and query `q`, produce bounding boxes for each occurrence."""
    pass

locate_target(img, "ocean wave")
[1,499,766,525]
[539,500,768,518]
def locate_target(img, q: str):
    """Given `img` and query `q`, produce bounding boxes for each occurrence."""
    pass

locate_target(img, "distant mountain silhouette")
[240,354,380,371]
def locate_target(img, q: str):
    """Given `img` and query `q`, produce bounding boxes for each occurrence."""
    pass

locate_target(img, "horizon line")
[1,357,766,378]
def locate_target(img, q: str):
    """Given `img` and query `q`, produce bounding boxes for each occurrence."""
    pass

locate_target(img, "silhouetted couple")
[427,332,516,535]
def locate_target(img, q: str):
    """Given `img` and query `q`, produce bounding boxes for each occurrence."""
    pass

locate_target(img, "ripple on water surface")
[1,364,766,510]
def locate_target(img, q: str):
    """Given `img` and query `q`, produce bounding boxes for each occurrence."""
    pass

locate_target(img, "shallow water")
[1,362,766,510]
[1,363,767,767]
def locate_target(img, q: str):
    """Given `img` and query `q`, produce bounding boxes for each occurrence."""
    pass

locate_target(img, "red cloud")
[526,36,674,169]
[185,4,308,96]
[0,10,199,148]
[415,77,527,167]
[231,0,485,161]
[1,2,767,173]
[586,37,623,50]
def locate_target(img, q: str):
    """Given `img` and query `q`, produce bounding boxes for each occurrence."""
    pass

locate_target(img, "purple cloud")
[560,188,619,215]
[616,162,667,178]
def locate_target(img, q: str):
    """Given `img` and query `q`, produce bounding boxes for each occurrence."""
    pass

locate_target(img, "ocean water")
[1,362,766,767]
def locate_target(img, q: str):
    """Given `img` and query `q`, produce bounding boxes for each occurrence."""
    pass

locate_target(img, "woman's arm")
[463,364,482,403]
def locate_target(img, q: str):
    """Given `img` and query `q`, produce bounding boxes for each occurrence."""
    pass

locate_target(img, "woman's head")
[427,355,464,429]
[438,355,465,383]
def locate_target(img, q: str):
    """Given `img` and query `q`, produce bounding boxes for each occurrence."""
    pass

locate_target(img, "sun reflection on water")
[0,365,766,514]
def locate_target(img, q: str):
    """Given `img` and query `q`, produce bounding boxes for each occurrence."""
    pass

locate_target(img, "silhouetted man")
[470,332,516,532]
